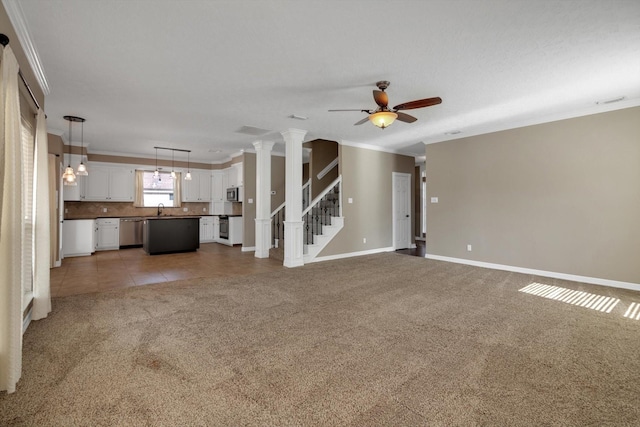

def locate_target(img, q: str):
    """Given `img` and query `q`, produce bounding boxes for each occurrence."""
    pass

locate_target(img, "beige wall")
[242,153,256,247]
[241,153,286,248]
[48,133,64,156]
[425,106,640,284]
[320,145,415,257]
[306,139,339,199]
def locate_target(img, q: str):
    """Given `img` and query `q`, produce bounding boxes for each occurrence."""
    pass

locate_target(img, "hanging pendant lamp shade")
[170,150,176,179]
[185,151,192,180]
[154,147,159,177]
[62,115,78,185]
[62,165,77,186]
[76,117,88,175]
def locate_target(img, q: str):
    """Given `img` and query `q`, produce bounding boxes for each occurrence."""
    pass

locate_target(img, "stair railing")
[302,175,342,245]
[270,201,286,248]
[302,180,311,210]
[270,179,311,248]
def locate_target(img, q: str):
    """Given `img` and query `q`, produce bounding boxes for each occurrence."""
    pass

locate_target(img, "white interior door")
[393,172,411,250]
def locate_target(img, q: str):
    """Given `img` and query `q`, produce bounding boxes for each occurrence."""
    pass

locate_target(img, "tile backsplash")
[64,201,212,219]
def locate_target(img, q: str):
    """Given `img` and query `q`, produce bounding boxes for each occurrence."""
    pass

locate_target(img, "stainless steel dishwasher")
[119,217,144,248]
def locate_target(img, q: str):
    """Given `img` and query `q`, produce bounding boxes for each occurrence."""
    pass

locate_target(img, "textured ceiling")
[11,0,640,163]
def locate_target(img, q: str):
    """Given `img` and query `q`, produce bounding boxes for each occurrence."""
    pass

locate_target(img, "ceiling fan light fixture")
[369,111,398,129]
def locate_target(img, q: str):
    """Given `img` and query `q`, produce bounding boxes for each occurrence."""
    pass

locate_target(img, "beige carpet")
[2,253,639,426]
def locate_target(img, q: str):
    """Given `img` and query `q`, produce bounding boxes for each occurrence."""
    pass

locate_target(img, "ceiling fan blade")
[354,116,370,126]
[395,112,418,123]
[393,96,442,111]
[373,90,388,108]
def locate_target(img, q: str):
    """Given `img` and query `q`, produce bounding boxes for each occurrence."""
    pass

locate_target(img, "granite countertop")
[64,214,243,220]
[145,216,201,220]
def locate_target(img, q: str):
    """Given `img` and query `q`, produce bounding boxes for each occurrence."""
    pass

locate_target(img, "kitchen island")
[143,217,200,255]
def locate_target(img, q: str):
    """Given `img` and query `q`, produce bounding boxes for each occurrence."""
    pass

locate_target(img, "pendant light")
[62,115,77,186]
[75,117,88,175]
[185,150,192,180]
[170,150,176,178]
[154,147,159,177]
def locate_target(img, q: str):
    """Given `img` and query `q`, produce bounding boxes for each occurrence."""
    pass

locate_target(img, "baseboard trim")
[424,254,640,292]
[309,247,395,263]
[241,246,256,252]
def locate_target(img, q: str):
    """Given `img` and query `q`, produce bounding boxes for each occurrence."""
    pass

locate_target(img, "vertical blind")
[20,115,34,299]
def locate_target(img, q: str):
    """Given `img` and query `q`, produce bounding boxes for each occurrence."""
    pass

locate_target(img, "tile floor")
[50,243,284,298]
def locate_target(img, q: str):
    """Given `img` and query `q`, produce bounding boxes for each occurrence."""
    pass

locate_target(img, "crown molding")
[339,139,403,155]
[2,0,50,95]
[422,97,640,146]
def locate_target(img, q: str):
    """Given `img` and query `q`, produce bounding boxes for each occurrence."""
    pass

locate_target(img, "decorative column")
[253,140,274,258]
[281,128,307,268]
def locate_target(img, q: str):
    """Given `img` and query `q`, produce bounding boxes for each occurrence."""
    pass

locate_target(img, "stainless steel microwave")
[226,187,242,202]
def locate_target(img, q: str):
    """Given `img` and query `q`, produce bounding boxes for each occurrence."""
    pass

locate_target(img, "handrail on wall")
[316,157,338,180]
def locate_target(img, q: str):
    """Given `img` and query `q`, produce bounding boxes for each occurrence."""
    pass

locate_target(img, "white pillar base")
[254,218,271,258]
[283,221,304,268]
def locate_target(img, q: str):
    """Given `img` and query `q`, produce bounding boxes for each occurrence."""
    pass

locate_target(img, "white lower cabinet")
[62,219,95,257]
[199,216,214,243]
[95,218,120,250]
[229,216,243,245]
[213,216,220,241]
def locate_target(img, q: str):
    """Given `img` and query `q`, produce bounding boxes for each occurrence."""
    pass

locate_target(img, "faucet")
[157,203,164,216]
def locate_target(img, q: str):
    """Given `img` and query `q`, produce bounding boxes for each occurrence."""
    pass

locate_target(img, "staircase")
[302,177,343,263]
[269,176,343,263]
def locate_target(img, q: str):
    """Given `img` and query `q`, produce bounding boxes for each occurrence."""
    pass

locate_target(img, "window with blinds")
[21,116,35,296]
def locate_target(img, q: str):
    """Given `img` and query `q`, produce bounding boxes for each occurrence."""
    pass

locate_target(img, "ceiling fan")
[329,81,442,129]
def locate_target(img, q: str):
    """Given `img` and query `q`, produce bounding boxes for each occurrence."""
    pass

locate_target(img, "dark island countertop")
[143,217,200,255]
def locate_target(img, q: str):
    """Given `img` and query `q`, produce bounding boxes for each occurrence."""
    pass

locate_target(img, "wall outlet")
[431,197,439,203]
[64,208,68,214]
[202,207,206,212]
[248,198,253,204]
[102,208,107,213]
[467,244,472,251]
[183,207,188,212]
[363,237,366,244]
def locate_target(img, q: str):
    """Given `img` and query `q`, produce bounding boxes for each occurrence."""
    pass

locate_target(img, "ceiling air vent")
[596,96,625,105]
[235,125,271,136]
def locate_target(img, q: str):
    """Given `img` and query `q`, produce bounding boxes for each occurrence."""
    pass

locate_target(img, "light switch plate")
[348,198,353,204]
[248,198,253,203]
[431,197,439,203]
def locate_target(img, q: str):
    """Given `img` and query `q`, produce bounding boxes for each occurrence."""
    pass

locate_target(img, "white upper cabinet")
[212,170,226,202]
[182,170,212,202]
[227,163,243,188]
[84,164,134,201]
